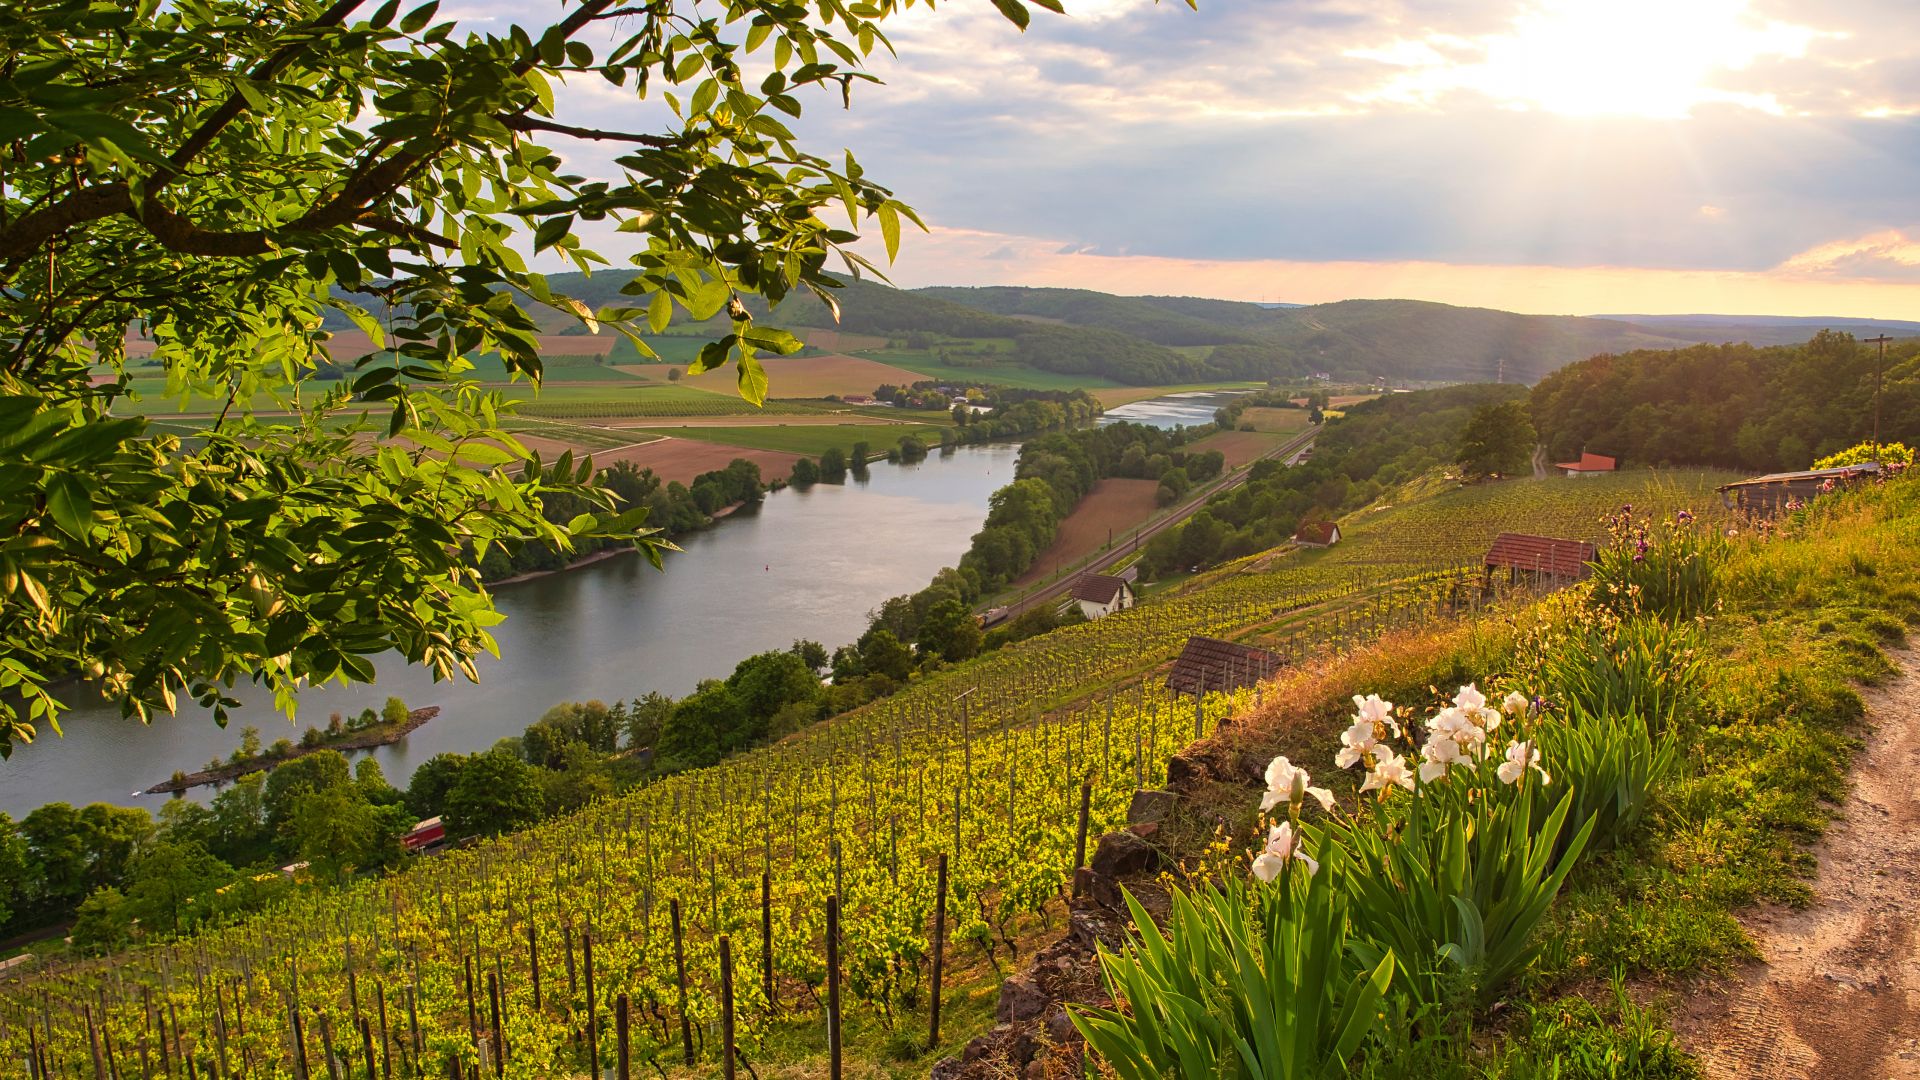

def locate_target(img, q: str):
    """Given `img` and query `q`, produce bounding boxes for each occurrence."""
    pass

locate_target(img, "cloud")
[861,223,1920,319]
[1778,229,1920,280]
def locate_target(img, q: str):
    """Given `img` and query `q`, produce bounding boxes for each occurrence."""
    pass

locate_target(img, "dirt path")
[1675,646,1920,1078]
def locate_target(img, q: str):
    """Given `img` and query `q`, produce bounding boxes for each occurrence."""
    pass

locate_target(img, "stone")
[1128,821,1160,841]
[1164,752,1210,791]
[1088,829,1158,879]
[1126,788,1178,824]
[1046,1007,1082,1046]
[997,972,1049,1024]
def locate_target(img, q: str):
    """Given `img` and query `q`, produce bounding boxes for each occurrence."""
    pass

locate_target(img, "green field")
[862,345,1123,391]
[630,422,952,457]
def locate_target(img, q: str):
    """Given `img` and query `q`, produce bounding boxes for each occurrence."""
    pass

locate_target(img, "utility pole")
[1864,334,1893,448]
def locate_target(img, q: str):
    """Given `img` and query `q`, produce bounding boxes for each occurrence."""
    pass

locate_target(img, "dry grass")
[1012,478,1162,588]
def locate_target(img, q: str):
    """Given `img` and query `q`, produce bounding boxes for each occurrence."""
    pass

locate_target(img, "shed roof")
[1554,451,1617,472]
[1069,573,1130,604]
[1716,463,1881,491]
[1484,533,1596,577]
[1292,521,1340,546]
[1166,636,1284,697]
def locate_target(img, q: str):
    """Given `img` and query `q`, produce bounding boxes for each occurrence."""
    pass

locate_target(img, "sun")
[1353,0,1834,119]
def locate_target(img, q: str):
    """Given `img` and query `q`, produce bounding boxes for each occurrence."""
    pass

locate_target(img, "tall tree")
[0,0,1051,752]
[1457,400,1536,480]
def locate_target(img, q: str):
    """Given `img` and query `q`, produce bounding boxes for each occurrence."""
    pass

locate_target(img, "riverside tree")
[0,0,1055,751]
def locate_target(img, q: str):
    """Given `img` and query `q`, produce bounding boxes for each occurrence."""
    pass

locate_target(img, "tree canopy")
[0,0,1048,752]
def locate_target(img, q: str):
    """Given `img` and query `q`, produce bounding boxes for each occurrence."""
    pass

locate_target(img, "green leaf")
[877,202,901,262]
[398,0,439,33]
[647,290,673,334]
[990,0,1031,29]
[44,474,93,538]
[689,337,735,375]
[736,351,769,407]
[742,327,803,355]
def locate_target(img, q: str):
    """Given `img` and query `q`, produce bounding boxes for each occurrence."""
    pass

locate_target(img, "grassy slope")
[1108,475,1920,1076]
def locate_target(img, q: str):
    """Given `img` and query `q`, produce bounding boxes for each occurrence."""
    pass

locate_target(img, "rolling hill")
[328,273,1918,388]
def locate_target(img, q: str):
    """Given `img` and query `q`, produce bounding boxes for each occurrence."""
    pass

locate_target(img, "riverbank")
[143,706,441,794]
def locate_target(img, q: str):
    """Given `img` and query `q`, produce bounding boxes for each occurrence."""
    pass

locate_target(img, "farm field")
[791,326,888,352]
[1011,477,1162,589]
[580,435,802,485]
[1237,405,1314,432]
[615,352,930,399]
[629,422,952,458]
[1290,392,1381,407]
[865,348,1124,391]
[1187,428,1288,468]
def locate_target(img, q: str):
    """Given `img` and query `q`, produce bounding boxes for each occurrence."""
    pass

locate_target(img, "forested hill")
[1529,330,1920,472]
[357,271,1920,388]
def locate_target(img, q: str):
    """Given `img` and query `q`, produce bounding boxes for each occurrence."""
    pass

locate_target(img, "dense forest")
[1529,330,1920,472]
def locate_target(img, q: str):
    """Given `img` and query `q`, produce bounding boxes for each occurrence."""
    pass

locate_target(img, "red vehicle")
[402,816,446,853]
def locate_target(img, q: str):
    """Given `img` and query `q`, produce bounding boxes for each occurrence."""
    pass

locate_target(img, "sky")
[469,0,1920,318]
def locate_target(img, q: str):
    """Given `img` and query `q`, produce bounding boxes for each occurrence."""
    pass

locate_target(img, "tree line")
[1528,330,1920,472]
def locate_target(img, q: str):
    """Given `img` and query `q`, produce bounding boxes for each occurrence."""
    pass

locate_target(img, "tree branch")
[499,116,673,148]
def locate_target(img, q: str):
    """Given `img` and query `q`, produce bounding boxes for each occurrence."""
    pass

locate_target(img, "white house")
[1069,573,1135,620]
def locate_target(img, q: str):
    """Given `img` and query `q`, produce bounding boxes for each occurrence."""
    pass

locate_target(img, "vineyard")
[0,473,1703,1078]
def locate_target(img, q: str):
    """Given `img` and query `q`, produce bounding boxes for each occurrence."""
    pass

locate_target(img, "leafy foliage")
[0,0,1015,747]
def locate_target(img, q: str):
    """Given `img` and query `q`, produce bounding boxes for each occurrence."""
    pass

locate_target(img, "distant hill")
[325,273,1918,388]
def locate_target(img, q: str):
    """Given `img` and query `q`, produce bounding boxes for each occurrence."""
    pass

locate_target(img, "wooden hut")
[1483,532,1596,585]
[1167,636,1284,697]
[1716,464,1881,512]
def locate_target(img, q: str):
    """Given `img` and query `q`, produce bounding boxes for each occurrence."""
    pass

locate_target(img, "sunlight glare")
[1352,0,1834,118]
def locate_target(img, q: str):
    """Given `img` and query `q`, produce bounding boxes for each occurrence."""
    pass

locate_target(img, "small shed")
[1070,573,1135,620]
[1292,521,1341,548]
[1555,451,1616,478]
[1717,464,1881,512]
[1484,533,1596,583]
[841,394,875,405]
[1166,636,1284,697]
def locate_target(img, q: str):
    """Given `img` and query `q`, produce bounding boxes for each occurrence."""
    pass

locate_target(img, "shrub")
[1529,610,1706,734]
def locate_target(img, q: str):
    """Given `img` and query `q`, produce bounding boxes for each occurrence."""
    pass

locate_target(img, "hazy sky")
[473,0,1920,317]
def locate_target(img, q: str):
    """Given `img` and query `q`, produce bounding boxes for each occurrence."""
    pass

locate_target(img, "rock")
[1128,821,1160,841]
[1046,1007,1082,1046]
[1088,829,1159,879]
[1127,788,1178,824]
[1164,752,1210,791]
[998,972,1049,1024]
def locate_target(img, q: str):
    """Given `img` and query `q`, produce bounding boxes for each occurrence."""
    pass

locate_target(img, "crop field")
[1187,429,1288,468]
[1237,405,1313,432]
[1011,478,1161,589]
[583,437,802,485]
[627,423,953,458]
[0,461,1749,1080]
[792,327,889,352]
[616,353,932,400]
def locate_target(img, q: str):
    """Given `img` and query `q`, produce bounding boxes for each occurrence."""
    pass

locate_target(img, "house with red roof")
[1555,451,1617,478]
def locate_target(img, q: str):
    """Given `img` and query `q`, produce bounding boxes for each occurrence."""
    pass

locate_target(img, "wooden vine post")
[825,895,842,1080]
[670,899,693,1069]
[929,852,948,1049]
[718,936,737,1080]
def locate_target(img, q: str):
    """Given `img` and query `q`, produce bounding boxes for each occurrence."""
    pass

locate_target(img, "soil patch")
[597,414,897,429]
[1238,406,1312,433]
[1189,429,1285,469]
[614,353,928,399]
[1673,646,1920,1078]
[586,436,801,485]
[1012,478,1161,589]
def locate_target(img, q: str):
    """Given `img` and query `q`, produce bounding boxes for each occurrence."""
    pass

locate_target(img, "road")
[990,424,1319,620]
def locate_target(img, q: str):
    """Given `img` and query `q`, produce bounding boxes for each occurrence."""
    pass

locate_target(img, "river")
[1099,390,1246,429]
[0,442,1022,815]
